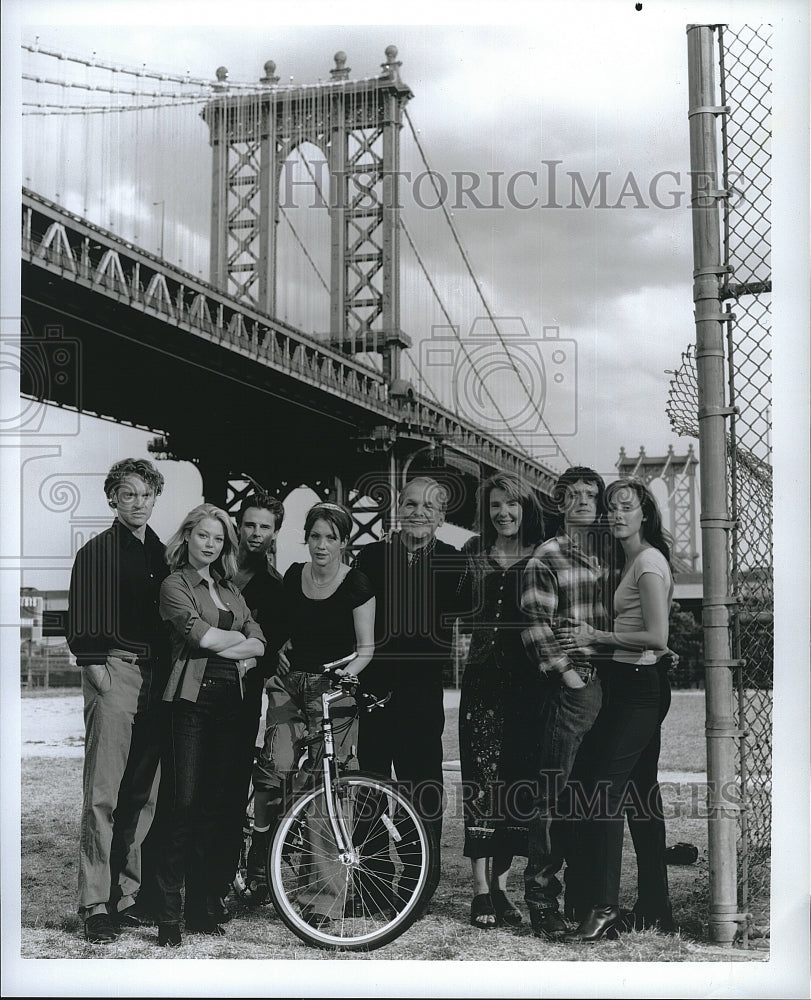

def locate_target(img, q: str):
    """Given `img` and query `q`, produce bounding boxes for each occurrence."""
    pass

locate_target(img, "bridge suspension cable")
[403,109,572,466]
[21,38,573,467]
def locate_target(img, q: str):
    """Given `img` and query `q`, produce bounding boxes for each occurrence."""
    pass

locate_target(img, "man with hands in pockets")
[66,458,171,944]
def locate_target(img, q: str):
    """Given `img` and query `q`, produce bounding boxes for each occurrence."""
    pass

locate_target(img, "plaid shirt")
[520,531,609,675]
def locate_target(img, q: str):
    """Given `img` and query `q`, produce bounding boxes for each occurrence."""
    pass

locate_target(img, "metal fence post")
[686,23,740,946]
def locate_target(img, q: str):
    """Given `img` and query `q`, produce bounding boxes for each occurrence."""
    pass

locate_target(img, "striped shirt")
[520,531,609,675]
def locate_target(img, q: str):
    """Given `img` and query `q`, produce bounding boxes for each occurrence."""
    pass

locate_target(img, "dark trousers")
[155,677,242,925]
[523,673,603,909]
[357,679,445,895]
[624,663,672,918]
[584,662,671,911]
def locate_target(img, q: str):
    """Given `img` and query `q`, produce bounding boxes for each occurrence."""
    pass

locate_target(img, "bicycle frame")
[318,685,355,855]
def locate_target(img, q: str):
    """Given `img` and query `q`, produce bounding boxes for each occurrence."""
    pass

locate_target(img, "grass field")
[15,689,767,969]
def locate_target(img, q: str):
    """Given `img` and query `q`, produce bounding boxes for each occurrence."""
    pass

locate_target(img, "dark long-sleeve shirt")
[66,518,170,667]
[352,533,466,691]
[240,564,286,676]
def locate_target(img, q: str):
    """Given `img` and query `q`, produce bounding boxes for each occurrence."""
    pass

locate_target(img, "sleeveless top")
[283,563,374,673]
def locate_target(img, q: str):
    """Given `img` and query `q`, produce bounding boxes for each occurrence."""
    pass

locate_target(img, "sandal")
[491,888,523,927]
[470,892,496,929]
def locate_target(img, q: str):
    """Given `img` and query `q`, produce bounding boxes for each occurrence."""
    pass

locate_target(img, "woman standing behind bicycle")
[247,501,375,916]
[559,478,675,942]
[458,473,546,930]
[155,503,266,948]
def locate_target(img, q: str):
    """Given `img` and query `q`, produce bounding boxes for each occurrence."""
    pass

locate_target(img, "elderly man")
[353,476,466,900]
[66,457,170,943]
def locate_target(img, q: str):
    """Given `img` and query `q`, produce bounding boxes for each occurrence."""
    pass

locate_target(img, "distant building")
[20,588,77,687]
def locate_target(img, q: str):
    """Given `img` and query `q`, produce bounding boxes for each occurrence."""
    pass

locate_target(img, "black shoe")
[490,888,522,927]
[528,906,568,940]
[185,914,226,936]
[157,922,182,948]
[565,905,622,942]
[114,903,151,929]
[84,913,119,943]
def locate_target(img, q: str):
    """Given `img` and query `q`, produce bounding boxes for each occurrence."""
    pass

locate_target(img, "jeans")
[155,676,242,925]
[523,671,602,909]
[78,651,163,915]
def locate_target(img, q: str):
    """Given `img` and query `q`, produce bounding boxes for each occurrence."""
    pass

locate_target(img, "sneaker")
[84,913,119,944]
[528,906,568,940]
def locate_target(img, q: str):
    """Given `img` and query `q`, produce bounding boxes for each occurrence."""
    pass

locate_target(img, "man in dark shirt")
[353,476,466,899]
[223,492,286,903]
[66,457,170,943]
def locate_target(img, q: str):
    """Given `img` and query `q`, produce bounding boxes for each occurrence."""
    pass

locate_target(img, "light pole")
[153,200,165,258]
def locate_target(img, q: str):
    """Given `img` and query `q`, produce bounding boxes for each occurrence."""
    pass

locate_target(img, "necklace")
[309,563,341,588]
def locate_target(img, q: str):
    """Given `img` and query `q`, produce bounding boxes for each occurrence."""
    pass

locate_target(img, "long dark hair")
[473,472,546,552]
[605,478,673,572]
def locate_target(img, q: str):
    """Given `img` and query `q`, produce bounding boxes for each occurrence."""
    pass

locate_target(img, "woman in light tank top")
[558,478,676,941]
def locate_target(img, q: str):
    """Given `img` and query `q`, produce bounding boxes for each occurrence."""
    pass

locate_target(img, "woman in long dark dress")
[458,473,546,928]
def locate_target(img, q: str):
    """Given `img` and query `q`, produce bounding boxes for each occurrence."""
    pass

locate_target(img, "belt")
[108,648,153,666]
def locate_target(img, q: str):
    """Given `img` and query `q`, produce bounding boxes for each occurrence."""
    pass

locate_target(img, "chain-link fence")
[670,24,772,948]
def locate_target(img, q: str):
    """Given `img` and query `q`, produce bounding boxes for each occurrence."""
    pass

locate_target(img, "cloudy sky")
[2,0,809,996]
[5,0,806,595]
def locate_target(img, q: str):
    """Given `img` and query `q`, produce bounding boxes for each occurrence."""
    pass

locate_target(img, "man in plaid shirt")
[519,466,609,939]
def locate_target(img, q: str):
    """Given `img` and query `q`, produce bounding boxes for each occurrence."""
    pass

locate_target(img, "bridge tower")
[616,444,699,573]
[202,47,413,383]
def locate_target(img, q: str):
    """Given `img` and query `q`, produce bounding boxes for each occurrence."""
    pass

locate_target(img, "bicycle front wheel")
[267,772,432,951]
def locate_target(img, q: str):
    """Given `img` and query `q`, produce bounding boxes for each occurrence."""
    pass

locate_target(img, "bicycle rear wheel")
[267,771,432,951]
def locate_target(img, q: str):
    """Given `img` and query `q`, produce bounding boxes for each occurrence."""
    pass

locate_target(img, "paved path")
[20,689,709,784]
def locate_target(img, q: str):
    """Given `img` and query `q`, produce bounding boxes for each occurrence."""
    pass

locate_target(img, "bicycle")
[234,654,435,951]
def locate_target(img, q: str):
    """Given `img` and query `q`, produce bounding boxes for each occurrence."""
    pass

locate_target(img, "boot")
[565,905,622,942]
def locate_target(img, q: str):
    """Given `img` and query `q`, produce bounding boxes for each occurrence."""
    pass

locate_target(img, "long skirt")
[459,652,542,860]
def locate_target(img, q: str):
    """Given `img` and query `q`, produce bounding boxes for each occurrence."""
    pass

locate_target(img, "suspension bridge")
[20,40,582,538]
[19,38,700,566]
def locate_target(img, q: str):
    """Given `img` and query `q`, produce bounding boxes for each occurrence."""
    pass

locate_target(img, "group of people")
[458,467,676,942]
[66,455,676,950]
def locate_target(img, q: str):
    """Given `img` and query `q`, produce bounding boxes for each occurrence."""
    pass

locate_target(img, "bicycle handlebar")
[320,664,391,713]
